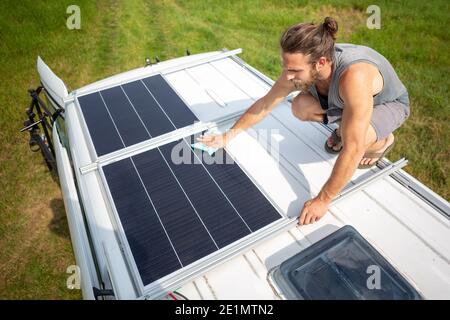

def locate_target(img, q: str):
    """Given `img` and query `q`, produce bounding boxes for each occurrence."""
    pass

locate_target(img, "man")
[197,17,410,225]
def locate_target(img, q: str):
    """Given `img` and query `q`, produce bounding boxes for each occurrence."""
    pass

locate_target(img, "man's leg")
[291,93,326,122]
[292,94,397,166]
[360,100,409,166]
[291,93,344,153]
[325,123,394,166]
[360,125,394,166]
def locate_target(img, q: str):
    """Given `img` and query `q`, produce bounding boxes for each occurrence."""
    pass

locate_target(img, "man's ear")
[316,57,327,70]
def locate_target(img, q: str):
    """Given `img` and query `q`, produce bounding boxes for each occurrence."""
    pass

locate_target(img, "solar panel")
[77,74,198,157]
[102,137,282,287]
[78,71,283,292]
[76,91,124,156]
[141,75,198,127]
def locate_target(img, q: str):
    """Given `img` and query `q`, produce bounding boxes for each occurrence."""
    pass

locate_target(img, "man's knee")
[291,93,319,121]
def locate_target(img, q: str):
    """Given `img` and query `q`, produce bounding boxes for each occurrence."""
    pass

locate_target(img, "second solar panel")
[78,75,198,157]
[102,136,282,286]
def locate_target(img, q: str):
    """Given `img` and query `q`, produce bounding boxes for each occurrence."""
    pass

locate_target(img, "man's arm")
[197,71,294,147]
[319,65,374,202]
[299,64,375,225]
[225,74,293,140]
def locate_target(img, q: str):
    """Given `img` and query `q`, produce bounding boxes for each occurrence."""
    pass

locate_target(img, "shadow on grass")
[49,198,71,239]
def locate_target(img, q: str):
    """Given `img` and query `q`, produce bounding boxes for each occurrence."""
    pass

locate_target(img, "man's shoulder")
[340,62,378,85]
[338,63,379,102]
[335,42,376,52]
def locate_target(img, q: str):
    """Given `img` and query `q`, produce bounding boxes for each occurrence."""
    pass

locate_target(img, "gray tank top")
[309,43,409,120]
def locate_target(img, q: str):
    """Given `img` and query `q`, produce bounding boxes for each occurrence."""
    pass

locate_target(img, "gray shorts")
[326,100,410,142]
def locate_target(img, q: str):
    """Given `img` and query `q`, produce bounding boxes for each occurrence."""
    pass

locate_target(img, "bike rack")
[20,86,63,171]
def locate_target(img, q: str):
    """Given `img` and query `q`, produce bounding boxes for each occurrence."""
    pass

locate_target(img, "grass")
[0,0,448,299]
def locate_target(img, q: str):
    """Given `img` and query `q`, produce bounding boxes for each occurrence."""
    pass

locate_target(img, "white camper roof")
[48,49,450,299]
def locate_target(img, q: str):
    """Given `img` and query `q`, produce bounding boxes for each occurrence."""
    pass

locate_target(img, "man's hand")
[298,196,330,225]
[197,133,228,149]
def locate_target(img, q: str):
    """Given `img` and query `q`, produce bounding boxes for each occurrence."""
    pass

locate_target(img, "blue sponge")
[190,142,219,156]
[191,128,220,156]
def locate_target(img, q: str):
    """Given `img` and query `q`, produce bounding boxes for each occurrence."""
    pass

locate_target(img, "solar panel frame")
[73,67,290,297]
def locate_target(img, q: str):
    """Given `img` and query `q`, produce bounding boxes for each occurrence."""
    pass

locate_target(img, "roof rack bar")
[377,158,450,219]
[333,158,408,204]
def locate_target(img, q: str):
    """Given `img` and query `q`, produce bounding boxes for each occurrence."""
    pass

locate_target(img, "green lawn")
[0,0,448,299]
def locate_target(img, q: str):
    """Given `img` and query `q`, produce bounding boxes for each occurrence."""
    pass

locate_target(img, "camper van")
[23,49,449,300]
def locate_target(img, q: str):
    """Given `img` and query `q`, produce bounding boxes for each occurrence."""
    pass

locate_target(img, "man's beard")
[292,68,320,91]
